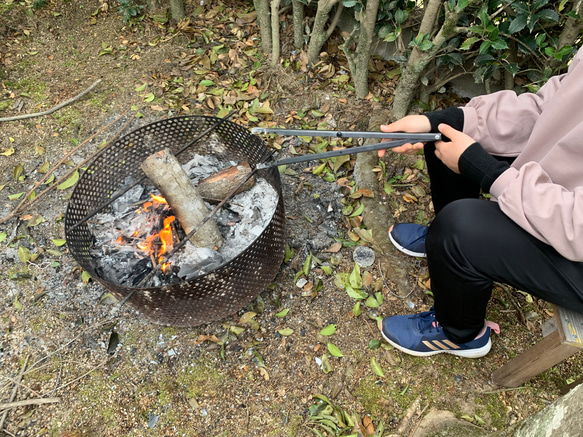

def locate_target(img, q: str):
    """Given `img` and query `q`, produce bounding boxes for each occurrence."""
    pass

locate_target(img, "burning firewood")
[141,148,223,249]
[197,162,256,201]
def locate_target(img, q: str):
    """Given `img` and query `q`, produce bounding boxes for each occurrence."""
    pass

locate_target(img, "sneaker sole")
[388,231,427,258]
[379,324,491,359]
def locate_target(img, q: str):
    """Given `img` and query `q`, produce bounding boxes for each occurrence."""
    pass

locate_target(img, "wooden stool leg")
[492,330,581,388]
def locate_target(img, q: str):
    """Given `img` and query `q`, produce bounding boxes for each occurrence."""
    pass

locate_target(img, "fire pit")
[65,116,286,327]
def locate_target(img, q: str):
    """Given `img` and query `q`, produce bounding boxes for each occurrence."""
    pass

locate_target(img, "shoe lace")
[412,310,501,337]
[412,310,441,334]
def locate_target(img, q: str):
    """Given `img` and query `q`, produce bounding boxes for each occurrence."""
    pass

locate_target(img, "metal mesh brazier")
[65,116,286,326]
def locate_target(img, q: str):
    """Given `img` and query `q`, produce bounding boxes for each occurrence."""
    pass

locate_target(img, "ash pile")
[87,153,278,288]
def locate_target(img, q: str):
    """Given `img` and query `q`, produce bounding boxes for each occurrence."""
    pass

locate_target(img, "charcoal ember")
[130,258,154,286]
[99,255,152,285]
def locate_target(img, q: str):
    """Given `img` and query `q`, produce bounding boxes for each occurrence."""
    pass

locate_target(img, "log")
[141,148,223,249]
[197,162,256,201]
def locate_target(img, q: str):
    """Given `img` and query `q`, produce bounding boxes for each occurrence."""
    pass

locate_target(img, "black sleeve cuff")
[458,142,510,193]
[424,107,464,133]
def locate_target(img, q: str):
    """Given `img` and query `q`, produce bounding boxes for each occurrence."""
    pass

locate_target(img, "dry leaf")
[402,193,418,203]
[324,242,342,253]
[362,415,375,436]
[259,367,270,381]
[193,334,221,346]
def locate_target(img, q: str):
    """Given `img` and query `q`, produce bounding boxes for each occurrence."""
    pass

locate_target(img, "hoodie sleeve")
[490,165,583,262]
[459,48,583,261]
[461,73,568,157]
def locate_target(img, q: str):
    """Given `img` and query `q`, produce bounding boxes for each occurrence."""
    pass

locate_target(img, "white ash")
[173,178,278,280]
[87,155,278,286]
[181,154,237,183]
[111,176,145,214]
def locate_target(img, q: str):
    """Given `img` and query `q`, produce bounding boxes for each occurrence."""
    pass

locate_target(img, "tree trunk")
[270,0,282,66]
[504,40,518,90]
[169,0,185,20]
[307,0,340,65]
[141,148,223,249]
[254,0,272,54]
[353,104,414,296]
[391,0,462,119]
[291,0,305,49]
[496,383,583,436]
[353,0,380,98]
[548,0,583,71]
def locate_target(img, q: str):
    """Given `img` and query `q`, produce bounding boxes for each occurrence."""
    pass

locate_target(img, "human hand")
[434,124,475,173]
[378,115,431,157]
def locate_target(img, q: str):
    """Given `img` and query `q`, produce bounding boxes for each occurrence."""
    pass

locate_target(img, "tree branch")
[0,80,101,123]
[325,4,344,40]
[0,398,60,411]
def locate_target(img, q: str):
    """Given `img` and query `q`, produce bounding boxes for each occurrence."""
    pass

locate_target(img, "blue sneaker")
[379,309,499,358]
[389,223,428,257]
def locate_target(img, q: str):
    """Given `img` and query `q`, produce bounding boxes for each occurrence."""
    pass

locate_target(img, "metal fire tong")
[250,128,441,169]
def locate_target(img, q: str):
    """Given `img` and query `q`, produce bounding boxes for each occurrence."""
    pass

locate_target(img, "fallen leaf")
[259,367,270,381]
[193,334,221,346]
[350,188,374,199]
[327,342,343,357]
[238,311,257,324]
[402,193,418,203]
[57,171,79,190]
[362,415,375,436]
[319,324,337,336]
[370,356,385,377]
[278,328,294,336]
[276,308,290,317]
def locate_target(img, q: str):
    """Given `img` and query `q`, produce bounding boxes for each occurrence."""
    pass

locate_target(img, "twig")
[398,396,420,434]
[363,319,377,338]
[408,403,430,437]
[0,79,102,123]
[25,320,110,374]
[0,106,133,225]
[0,398,60,410]
[0,355,29,432]
[53,358,108,393]
[0,376,42,398]
[377,259,415,299]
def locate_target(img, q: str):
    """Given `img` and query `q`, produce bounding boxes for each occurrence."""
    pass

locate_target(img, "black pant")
[423,144,583,343]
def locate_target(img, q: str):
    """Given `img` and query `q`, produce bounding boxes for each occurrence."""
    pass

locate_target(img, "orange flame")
[115,193,175,274]
[158,216,175,272]
[139,193,168,213]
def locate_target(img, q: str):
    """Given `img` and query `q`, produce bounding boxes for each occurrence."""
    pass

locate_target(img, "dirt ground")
[0,1,581,436]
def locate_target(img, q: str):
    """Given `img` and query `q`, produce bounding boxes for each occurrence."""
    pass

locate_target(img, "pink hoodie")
[461,47,583,262]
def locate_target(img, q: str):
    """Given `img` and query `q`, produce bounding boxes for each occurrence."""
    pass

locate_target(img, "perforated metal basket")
[65,116,286,327]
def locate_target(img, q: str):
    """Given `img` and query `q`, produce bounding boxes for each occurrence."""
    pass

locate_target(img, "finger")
[437,123,459,138]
